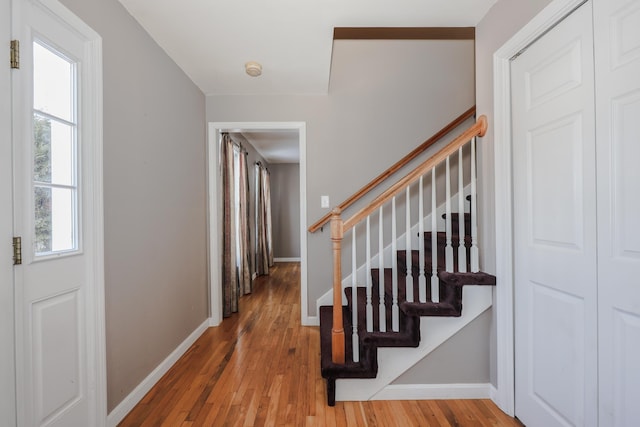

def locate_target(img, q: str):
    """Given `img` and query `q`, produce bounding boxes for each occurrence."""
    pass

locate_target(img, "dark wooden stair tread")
[400,301,461,317]
[439,271,496,287]
[319,306,377,378]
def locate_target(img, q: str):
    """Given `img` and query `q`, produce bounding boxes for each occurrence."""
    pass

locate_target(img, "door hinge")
[10,40,19,69]
[13,237,22,265]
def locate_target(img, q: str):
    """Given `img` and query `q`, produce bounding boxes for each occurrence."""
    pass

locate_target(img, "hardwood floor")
[119,262,523,426]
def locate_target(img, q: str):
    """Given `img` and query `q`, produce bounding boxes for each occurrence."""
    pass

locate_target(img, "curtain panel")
[221,134,238,316]
[237,150,252,295]
[255,162,274,275]
[221,134,253,317]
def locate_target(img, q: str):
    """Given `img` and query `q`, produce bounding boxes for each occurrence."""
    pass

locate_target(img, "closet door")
[594,0,640,425]
[511,3,598,426]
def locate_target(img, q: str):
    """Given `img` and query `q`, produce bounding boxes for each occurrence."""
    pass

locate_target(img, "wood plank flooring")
[118,262,523,426]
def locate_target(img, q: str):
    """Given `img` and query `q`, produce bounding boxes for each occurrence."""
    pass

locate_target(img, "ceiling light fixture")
[245,61,262,77]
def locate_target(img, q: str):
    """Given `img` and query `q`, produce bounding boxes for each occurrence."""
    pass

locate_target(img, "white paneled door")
[511,3,598,426]
[11,1,105,426]
[594,0,640,425]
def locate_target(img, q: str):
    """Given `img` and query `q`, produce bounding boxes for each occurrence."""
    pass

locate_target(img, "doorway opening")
[207,122,309,326]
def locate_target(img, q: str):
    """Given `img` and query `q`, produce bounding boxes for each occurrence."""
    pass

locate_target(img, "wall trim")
[490,384,499,402]
[274,257,301,262]
[492,0,585,417]
[334,27,475,40]
[306,316,319,326]
[106,320,210,427]
[371,383,490,401]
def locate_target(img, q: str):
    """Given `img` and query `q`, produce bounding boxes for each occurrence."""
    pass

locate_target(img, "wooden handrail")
[343,115,487,232]
[308,106,476,233]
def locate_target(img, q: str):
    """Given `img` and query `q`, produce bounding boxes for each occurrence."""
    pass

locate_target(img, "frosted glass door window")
[32,41,78,255]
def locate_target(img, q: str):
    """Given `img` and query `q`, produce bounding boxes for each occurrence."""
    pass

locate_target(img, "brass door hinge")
[10,40,19,69]
[13,237,22,265]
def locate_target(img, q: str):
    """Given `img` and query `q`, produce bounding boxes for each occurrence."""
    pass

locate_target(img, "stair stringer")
[334,286,492,401]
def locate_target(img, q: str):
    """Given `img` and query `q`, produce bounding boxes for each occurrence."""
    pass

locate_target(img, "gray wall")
[60,0,208,412]
[475,0,553,387]
[270,163,301,259]
[394,309,492,384]
[207,39,476,314]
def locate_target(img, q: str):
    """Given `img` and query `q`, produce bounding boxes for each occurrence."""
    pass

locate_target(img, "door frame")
[1,0,15,424]
[9,0,107,424]
[207,122,309,326]
[492,0,586,416]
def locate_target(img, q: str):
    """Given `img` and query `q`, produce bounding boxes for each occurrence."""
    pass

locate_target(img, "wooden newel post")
[330,208,345,364]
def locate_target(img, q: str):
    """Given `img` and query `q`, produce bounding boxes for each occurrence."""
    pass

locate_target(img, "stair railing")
[308,106,476,234]
[328,115,487,364]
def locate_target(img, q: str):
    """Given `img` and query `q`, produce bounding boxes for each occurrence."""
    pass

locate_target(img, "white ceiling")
[117,0,497,96]
[118,0,496,162]
[241,130,299,164]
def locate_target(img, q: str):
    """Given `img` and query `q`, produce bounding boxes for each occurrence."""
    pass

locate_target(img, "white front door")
[594,0,640,425]
[11,1,105,426]
[511,3,598,426]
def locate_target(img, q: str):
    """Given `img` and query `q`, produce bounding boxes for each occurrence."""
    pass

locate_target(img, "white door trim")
[207,122,309,326]
[492,0,586,416]
[1,0,15,424]
[11,0,106,424]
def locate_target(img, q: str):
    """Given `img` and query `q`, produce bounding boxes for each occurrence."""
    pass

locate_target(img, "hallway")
[119,262,522,426]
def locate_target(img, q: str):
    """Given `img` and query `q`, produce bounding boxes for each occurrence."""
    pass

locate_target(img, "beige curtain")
[237,149,252,295]
[221,134,238,316]
[222,134,253,317]
[255,162,273,275]
[262,167,274,267]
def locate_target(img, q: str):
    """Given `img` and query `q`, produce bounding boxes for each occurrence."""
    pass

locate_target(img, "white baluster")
[378,207,386,332]
[366,216,373,332]
[458,147,467,273]
[391,197,399,332]
[351,229,359,362]
[445,156,454,272]
[470,137,479,272]
[418,176,427,303]
[431,168,439,303]
[405,187,414,303]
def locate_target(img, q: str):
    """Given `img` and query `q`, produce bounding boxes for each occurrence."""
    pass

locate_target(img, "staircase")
[309,112,494,406]
[319,211,495,405]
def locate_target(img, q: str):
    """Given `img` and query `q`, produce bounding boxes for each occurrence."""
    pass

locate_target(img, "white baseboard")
[489,383,513,416]
[106,319,210,427]
[274,257,301,262]
[490,383,498,402]
[371,383,491,400]
[302,315,319,326]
